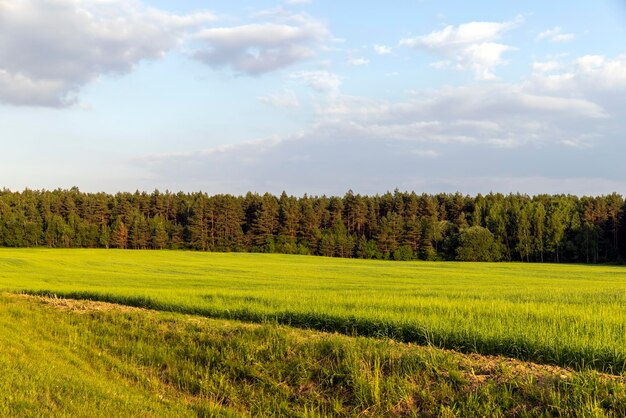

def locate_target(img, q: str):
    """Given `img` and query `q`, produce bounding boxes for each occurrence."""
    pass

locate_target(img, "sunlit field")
[4,294,626,416]
[1,248,625,374]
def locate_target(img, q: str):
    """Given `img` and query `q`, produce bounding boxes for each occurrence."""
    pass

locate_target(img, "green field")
[1,248,625,374]
[4,293,626,417]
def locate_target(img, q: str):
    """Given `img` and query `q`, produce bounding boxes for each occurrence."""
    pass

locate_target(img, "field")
[1,249,626,416]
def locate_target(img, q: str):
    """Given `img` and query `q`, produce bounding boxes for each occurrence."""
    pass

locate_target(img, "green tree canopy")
[456,226,502,262]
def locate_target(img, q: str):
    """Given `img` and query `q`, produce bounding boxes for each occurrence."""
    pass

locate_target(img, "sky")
[1,0,625,196]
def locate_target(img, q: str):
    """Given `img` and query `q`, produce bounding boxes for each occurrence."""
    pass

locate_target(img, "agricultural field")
[2,293,625,417]
[0,248,625,416]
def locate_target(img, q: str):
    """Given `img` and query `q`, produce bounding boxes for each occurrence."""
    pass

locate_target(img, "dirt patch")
[459,353,573,391]
[10,293,148,314]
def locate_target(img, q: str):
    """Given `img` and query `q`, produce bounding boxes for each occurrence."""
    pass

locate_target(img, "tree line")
[0,188,624,263]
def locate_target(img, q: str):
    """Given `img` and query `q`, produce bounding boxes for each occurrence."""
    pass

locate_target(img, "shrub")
[456,226,502,262]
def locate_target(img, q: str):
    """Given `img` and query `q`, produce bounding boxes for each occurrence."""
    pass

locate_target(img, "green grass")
[1,248,625,374]
[2,293,625,417]
[0,296,192,417]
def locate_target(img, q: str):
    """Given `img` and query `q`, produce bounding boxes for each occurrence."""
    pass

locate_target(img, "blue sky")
[1,0,625,196]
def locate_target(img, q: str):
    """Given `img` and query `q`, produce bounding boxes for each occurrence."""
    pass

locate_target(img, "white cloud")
[285,0,312,4]
[0,0,215,107]
[373,44,392,55]
[306,91,604,151]
[323,54,626,150]
[537,27,575,43]
[430,60,451,69]
[527,55,626,92]
[191,14,328,75]
[515,92,605,118]
[291,70,341,92]
[401,20,517,48]
[141,50,625,191]
[258,90,300,108]
[318,82,605,129]
[577,55,606,71]
[576,55,626,87]
[347,57,369,66]
[400,18,521,80]
[532,60,561,74]
[137,49,626,195]
[462,42,514,80]
[0,70,72,107]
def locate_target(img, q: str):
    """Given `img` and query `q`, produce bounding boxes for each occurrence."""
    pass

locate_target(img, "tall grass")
[1,248,625,373]
[2,294,625,417]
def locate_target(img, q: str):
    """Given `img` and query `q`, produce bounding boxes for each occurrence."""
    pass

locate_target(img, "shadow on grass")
[19,288,626,376]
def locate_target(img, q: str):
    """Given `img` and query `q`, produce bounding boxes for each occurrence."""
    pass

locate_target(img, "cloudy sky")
[1,0,625,196]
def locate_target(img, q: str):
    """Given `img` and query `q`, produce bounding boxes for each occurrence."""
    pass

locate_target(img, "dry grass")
[16,293,148,314]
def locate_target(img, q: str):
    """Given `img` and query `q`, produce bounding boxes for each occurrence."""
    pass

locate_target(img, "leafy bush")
[393,245,415,261]
[456,226,502,262]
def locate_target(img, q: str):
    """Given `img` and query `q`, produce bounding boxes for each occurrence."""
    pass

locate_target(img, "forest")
[0,188,623,263]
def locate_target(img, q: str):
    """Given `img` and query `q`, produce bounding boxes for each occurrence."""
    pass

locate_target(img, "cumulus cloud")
[400,18,521,80]
[401,20,517,48]
[532,60,561,74]
[291,70,341,92]
[313,81,606,145]
[430,60,451,69]
[575,55,626,87]
[327,55,625,149]
[257,90,300,108]
[537,27,575,43]
[526,55,626,93]
[137,52,626,194]
[0,0,215,107]
[191,14,328,75]
[0,70,72,107]
[347,57,369,66]
[373,44,392,55]
[313,93,602,150]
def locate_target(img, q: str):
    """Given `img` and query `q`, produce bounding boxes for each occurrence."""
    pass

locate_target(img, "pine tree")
[110,217,128,249]
[252,193,279,250]
[99,224,111,249]
[532,202,546,262]
[516,205,532,262]
[189,197,209,251]
[150,215,168,250]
